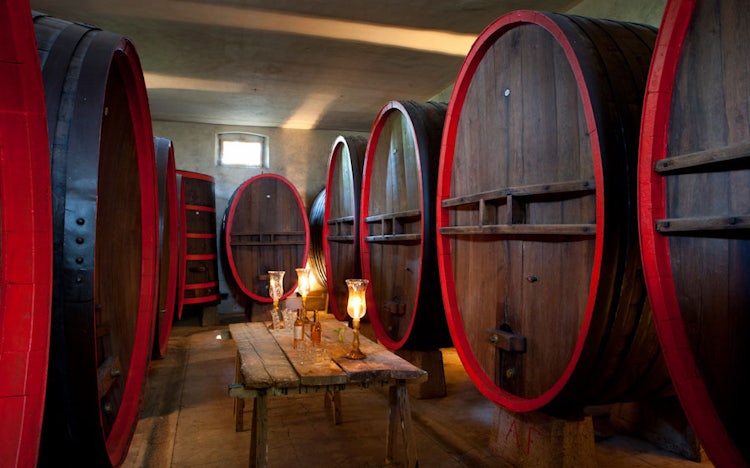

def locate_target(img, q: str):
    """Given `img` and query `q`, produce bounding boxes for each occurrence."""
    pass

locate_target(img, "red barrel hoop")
[0,2,52,466]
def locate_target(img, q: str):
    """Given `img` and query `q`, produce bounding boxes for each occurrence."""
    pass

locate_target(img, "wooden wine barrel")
[176,170,220,307]
[33,12,158,467]
[308,188,327,288]
[222,173,309,303]
[360,101,452,350]
[323,135,367,320]
[639,0,750,465]
[0,3,52,467]
[174,172,187,319]
[153,137,179,358]
[436,11,669,412]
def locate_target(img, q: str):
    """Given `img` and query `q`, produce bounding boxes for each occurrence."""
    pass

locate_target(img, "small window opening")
[218,132,267,168]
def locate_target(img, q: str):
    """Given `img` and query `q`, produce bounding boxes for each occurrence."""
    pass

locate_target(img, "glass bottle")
[293,308,305,348]
[310,310,322,345]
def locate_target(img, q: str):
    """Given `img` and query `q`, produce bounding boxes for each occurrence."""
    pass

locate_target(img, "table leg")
[249,391,268,468]
[235,352,245,432]
[385,379,418,468]
[324,390,342,425]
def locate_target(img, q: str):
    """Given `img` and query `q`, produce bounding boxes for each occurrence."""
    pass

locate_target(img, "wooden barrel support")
[0,2,52,466]
[437,11,668,412]
[360,101,452,350]
[638,0,750,465]
[34,12,158,467]
[153,137,179,358]
[177,170,220,308]
[323,135,367,321]
[222,173,309,305]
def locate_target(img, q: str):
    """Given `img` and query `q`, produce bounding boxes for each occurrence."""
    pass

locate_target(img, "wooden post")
[324,390,342,425]
[395,349,446,399]
[234,351,245,432]
[490,406,596,467]
[250,392,268,468]
[385,380,418,468]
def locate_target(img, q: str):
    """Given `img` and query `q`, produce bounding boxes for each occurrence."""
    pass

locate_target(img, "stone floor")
[122,314,714,467]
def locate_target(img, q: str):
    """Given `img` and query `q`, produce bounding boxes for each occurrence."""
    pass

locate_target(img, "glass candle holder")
[344,279,369,359]
[268,270,285,329]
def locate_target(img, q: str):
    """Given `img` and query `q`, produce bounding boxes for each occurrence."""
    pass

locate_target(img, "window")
[217,132,267,168]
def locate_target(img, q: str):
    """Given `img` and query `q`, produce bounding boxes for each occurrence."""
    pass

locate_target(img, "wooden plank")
[325,235,355,242]
[97,355,121,397]
[440,224,596,236]
[271,328,349,387]
[655,214,750,233]
[364,233,422,243]
[364,209,422,223]
[229,322,299,389]
[655,141,750,174]
[326,215,354,225]
[320,321,427,382]
[441,178,596,208]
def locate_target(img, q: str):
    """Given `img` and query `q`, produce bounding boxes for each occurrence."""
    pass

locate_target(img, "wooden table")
[228,319,427,468]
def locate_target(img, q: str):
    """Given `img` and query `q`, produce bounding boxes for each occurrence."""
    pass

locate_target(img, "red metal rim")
[0,2,52,466]
[436,10,606,412]
[104,42,159,466]
[359,101,426,350]
[224,173,310,303]
[637,0,745,466]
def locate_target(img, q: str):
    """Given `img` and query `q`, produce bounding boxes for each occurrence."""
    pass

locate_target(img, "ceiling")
[29,0,581,132]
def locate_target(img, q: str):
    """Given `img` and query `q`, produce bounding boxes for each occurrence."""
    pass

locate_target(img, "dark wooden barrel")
[308,188,327,288]
[174,172,187,319]
[33,12,159,467]
[436,11,669,412]
[222,173,309,303]
[639,0,750,465]
[324,135,367,321]
[0,2,52,466]
[153,137,179,358]
[176,170,220,308]
[360,101,452,350]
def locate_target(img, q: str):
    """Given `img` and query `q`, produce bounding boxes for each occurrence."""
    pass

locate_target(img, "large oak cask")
[153,137,179,358]
[0,2,52,466]
[324,135,367,320]
[34,12,158,467]
[638,0,750,465]
[437,11,668,412]
[222,173,309,305]
[360,101,452,350]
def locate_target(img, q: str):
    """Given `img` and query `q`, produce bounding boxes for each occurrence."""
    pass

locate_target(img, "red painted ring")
[0,2,52,466]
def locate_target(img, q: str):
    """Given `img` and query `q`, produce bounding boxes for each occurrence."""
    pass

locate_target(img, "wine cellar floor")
[122,314,714,468]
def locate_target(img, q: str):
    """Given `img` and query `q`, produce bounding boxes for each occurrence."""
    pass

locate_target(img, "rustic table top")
[229,319,427,392]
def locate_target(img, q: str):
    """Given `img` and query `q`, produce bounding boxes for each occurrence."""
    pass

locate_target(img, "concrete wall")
[154,119,367,314]
[567,0,666,27]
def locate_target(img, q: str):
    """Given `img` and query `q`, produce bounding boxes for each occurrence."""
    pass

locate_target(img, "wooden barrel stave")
[437,11,667,412]
[308,188,327,288]
[324,135,367,321]
[361,101,452,350]
[639,0,750,465]
[33,11,158,467]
